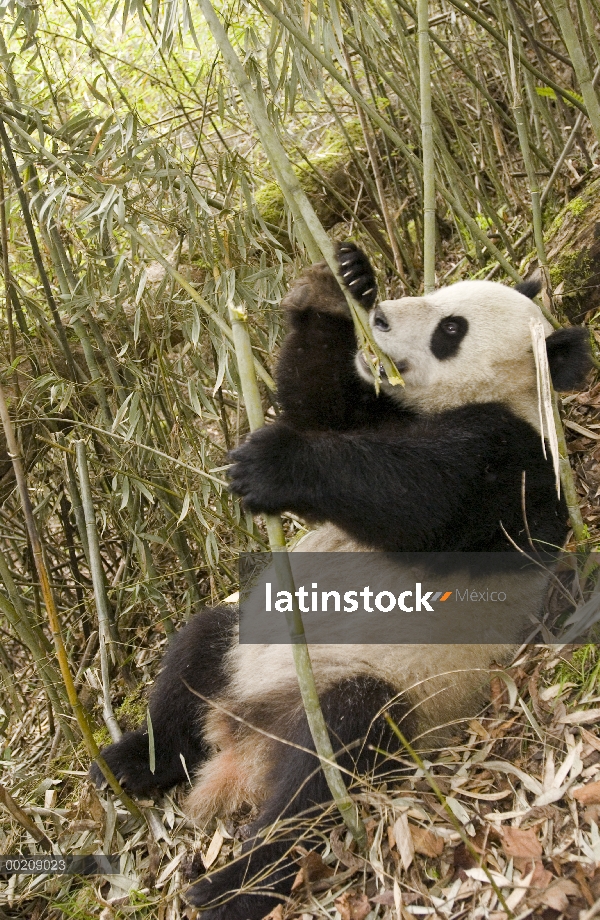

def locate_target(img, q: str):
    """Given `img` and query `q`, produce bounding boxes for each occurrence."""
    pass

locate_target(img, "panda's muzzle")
[359,351,409,377]
[377,360,409,380]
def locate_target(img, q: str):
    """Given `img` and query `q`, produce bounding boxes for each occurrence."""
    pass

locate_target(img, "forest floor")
[2,627,600,920]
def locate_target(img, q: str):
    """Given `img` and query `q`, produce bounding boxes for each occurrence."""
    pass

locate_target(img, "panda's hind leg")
[89,606,236,796]
[185,675,409,919]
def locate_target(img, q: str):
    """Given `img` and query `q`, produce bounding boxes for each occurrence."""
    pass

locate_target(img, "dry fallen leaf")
[392,813,414,871]
[501,825,542,861]
[371,890,396,906]
[529,862,554,890]
[584,804,600,826]
[490,672,509,712]
[505,866,535,911]
[559,708,600,725]
[573,779,600,805]
[334,890,371,920]
[581,727,600,753]
[330,826,363,870]
[536,878,580,912]
[202,828,224,869]
[68,819,98,832]
[410,825,444,858]
[291,851,334,891]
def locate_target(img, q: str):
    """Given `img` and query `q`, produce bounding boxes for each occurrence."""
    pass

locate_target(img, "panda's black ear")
[546,326,593,391]
[516,278,542,299]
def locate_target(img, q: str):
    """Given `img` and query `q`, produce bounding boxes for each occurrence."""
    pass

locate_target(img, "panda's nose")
[372,308,390,331]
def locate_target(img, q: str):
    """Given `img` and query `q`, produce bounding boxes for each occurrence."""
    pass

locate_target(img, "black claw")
[335,242,378,309]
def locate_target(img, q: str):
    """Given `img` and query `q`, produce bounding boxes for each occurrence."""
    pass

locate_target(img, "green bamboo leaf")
[178,490,191,524]
[85,77,111,107]
[119,475,130,511]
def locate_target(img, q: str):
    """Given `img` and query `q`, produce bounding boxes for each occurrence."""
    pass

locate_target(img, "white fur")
[355,280,553,431]
[227,526,544,728]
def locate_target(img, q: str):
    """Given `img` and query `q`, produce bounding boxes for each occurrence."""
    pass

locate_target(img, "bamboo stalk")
[541,64,600,207]
[0,549,73,738]
[554,398,586,544]
[62,451,91,566]
[0,116,79,382]
[507,30,586,539]
[0,654,23,720]
[507,33,549,284]
[75,439,122,743]
[0,380,142,819]
[418,0,436,293]
[228,301,367,849]
[0,160,17,372]
[198,0,400,392]
[342,47,408,284]
[553,0,600,144]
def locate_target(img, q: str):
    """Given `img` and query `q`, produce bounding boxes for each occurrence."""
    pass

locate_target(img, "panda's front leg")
[228,423,312,516]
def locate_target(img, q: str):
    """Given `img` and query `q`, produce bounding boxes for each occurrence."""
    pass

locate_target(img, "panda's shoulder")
[438,401,532,427]
[426,402,541,446]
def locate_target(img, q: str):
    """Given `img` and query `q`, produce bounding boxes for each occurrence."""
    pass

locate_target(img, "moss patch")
[115,685,147,731]
[553,643,600,697]
[544,176,600,320]
[567,195,590,217]
[254,123,362,230]
[88,686,147,751]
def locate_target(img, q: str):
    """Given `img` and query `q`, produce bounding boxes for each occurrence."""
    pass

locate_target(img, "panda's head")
[355,279,592,428]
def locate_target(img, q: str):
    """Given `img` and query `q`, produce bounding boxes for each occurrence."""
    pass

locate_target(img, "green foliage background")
[1,0,600,911]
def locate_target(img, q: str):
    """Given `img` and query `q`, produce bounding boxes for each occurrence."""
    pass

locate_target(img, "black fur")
[275,309,405,431]
[516,277,543,299]
[430,314,469,360]
[185,676,409,919]
[228,403,567,552]
[89,607,236,794]
[546,326,593,391]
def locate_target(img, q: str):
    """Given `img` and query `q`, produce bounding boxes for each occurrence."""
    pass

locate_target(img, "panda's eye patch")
[373,308,390,331]
[430,315,469,360]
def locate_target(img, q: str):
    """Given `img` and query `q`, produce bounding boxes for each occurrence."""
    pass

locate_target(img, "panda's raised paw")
[336,242,377,309]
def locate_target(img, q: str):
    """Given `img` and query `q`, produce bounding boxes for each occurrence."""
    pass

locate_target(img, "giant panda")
[90,244,592,919]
